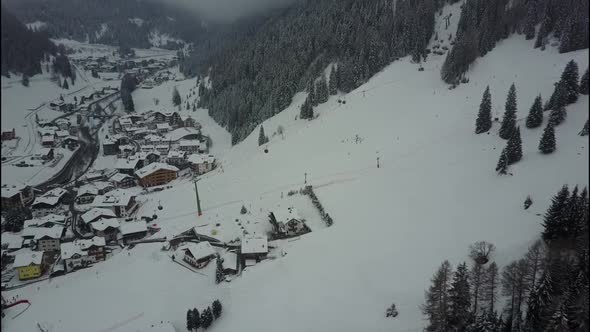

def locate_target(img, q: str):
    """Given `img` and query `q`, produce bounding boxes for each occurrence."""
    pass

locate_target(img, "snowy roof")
[90,217,120,231]
[1,183,29,198]
[221,251,238,271]
[56,130,70,137]
[146,134,164,142]
[273,207,301,224]
[184,242,216,261]
[166,150,186,159]
[179,140,200,147]
[33,225,64,240]
[165,127,200,142]
[119,144,134,152]
[115,158,141,170]
[38,127,56,136]
[35,147,54,156]
[81,208,116,224]
[109,172,133,183]
[141,145,155,151]
[119,118,133,125]
[93,181,114,191]
[156,123,171,130]
[33,188,68,206]
[77,184,99,197]
[60,242,85,260]
[41,135,55,143]
[92,189,136,208]
[135,162,178,178]
[241,235,268,255]
[1,232,23,250]
[78,236,106,249]
[119,221,147,235]
[187,154,215,165]
[13,251,44,267]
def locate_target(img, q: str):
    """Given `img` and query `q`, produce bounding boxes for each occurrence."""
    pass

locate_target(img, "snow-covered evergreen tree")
[448,262,472,330]
[201,307,213,329]
[475,86,492,134]
[549,106,567,127]
[328,66,338,95]
[192,308,200,331]
[421,260,452,332]
[187,309,194,331]
[579,119,589,136]
[561,60,580,104]
[215,257,224,284]
[172,86,181,106]
[499,84,517,140]
[212,300,222,319]
[496,149,509,175]
[258,125,268,146]
[506,127,523,165]
[539,122,556,154]
[525,95,543,129]
[580,68,589,95]
[316,75,329,104]
[542,185,570,242]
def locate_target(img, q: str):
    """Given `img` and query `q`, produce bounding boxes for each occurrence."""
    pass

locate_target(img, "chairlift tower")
[193,175,202,216]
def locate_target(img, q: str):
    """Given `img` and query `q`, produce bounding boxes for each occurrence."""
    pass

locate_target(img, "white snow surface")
[25,21,47,31]
[2,4,589,331]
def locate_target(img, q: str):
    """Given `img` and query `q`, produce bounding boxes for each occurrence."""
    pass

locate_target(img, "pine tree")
[523,4,536,40]
[506,127,523,165]
[496,149,509,175]
[21,74,29,87]
[172,86,181,106]
[579,119,589,136]
[448,262,472,330]
[192,308,200,331]
[329,66,338,95]
[481,262,499,315]
[561,60,580,104]
[499,84,517,140]
[421,260,452,332]
[546,302,569,332]
[308,79,317,107]
[299,95,313,120]
[549,106,566,126]
[580,68,589,95]
[240,205,247,214]
[212,300,222,319]
[542,185,570,243]
[538,122,556,154]
[525,95,543,129]
[316,75,329,104]
[201,307,213,329]
[215,257,224,284]
[475,86,492,134]
[62,78,69,89]
[258,125,268,146]
[187,309,194,331]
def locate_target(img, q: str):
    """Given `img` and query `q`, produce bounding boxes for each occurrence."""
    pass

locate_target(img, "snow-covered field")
[2,3,589,331]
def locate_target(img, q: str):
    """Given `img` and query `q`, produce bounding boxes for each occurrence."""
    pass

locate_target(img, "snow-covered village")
[1,0,589,331]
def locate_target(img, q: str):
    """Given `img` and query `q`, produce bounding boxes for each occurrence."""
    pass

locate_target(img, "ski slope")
[2,3,589,331]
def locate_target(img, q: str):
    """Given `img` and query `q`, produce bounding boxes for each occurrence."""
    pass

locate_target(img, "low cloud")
[155,0,296,22]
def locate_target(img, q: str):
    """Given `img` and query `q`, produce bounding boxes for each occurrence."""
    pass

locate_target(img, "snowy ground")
[2,3,589,331]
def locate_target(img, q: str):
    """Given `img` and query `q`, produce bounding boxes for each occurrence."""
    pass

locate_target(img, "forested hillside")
[194,0,452,144]
[2,0,208,49]
[1,7,56,77]
[190,0,589,145]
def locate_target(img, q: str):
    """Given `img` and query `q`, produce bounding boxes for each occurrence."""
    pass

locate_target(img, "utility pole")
[193,176,202,216]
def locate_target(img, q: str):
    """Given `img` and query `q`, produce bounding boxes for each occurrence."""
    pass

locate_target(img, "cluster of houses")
[1,128,16,141]
[101,111,217,188]
[36,118,79,151]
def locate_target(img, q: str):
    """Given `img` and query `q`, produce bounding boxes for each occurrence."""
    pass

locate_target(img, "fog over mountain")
[153,0,297,22]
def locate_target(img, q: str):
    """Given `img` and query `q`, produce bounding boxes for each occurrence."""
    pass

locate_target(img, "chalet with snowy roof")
[78,237,107,261]
[32,188,69,210]
[155,144,170,154]
[1,128,16,141]
[118,221,148,244]
[32,147,54,160]
[33,226,65,252]
[1,183,34,209]
[23,214,66,228]
[1,233,23,252]
[136,162,178,187]
[221,251,238,275]
[182,242,216,269]
[119,117,133,129]
[91,190,138,217]
[76,185,99,204]
[115,158,142,176]
[240,235,268,263]
[81,208,117,225]
[63,136,79,148]
[269,207,310,238]
[188,154,216,175]
[60,242,90,272]
[136,151,161,166]
[13,251,48,280]
[156,123,172,133]
[41,134,56,147]
[103,138,118,156]
[55,130,69,138]
[90,218,120,242]
[166,150,187,166]
[180,115,197,128]
[178,140,201,153]
[109,172,136,189]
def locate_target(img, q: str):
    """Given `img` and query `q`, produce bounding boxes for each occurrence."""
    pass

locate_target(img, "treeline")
[195,0,457,144]
[2,0,207,49]
[422,184,589,331]
[442,0,589,84]
[1,7,56,77]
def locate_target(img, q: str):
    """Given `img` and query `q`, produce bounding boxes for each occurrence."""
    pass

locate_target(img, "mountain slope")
[2,3,588,330]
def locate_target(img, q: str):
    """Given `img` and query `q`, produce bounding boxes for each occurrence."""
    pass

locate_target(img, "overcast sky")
[154,0,296,22]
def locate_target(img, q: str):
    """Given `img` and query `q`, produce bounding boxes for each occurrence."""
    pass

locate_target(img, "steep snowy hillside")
[3,5,588,332]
